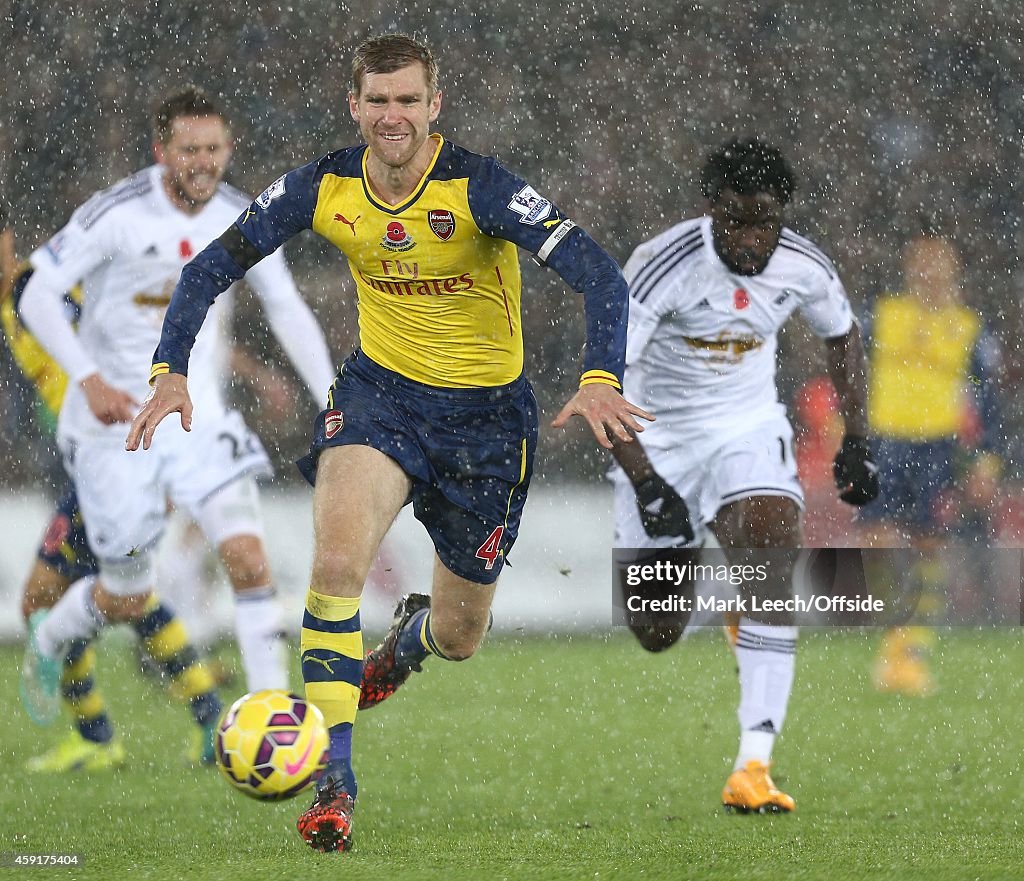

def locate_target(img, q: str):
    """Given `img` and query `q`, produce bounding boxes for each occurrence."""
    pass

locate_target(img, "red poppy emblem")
[381,220,415,252]
[733,288,750,310]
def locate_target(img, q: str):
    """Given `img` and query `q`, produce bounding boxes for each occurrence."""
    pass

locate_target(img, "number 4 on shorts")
[475,526,505,570]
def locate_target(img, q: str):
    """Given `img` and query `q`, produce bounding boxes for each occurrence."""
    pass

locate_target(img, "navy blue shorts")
[37,487,98,582]
[298,351,538,585]
[861,438,956,529]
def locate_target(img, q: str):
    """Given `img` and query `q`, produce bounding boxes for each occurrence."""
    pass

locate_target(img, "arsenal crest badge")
[428,209,456,241]
[324,409,344,439]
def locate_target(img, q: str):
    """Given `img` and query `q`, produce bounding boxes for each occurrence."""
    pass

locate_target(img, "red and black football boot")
[358,593,431,711]
[297,775,355,852]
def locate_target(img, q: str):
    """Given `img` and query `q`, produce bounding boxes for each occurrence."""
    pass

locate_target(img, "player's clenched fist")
[125,373,193,451]
[635,472,695,542]
[832,433,880,505]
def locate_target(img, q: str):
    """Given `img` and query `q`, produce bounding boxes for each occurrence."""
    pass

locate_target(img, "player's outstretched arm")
[825,323,879,505]
[125,373,192,451]
[609,427,694,542]
[825,322,869,438]
[551,383,653,450]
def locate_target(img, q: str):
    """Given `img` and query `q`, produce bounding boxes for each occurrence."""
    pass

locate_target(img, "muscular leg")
[21,559,72,620]
[712,495,799,795]
[190,475,287,691]
[20,561,121,760]
[615,549,697,653]
[34,573,150,664]
[154,518,221,648]
[301,445,411,798]
[310,446,412,598]
[92,581,152,621]
[90,580,222,738]
[360,540,501,711]
[25,447,222,757]
[219,534,272,590]
[713,494,802,619]
[218,533,287,691]
[29,567,221,752]
[425,558,496,660]
[21,497,218,761]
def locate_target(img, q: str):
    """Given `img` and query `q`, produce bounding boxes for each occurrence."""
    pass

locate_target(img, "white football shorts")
[613,413,803,549]
[60,408,271,568]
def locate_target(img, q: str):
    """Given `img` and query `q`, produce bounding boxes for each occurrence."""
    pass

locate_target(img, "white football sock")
[233,586,288,691]
[154,522,217,648]
[734,619,797,769]
[35,576,105,659]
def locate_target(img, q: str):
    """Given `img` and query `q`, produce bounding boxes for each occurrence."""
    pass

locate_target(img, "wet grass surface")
[2,628,1021,880]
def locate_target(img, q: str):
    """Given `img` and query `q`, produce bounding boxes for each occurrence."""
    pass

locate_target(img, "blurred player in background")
[862,223,1002,695]
[128,34,648,852]
[17,86,336,742]
[151,347,300,651]
[612,139,878,813]
[1,225,229,770]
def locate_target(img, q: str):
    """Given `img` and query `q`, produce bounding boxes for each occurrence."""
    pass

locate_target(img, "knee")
[97,553,153,620]
[93,582,152,622]
[429,620,486,661]
[433,638,478,662]
[630,621,684,653]
[21,561,70,620]
[741,498,803,548]
[220,535,272,591]
[309,545,370,597]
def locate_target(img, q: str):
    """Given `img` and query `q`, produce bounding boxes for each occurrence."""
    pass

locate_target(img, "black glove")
[833,434,880,505]
[635,472,695,541]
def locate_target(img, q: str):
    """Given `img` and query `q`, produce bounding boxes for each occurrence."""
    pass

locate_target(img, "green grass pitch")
[1,629,1021,880]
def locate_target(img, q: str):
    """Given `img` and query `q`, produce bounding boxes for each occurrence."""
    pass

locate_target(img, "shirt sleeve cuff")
[579,369,621,390]
[67,360,99,387]
[149,362,171,385]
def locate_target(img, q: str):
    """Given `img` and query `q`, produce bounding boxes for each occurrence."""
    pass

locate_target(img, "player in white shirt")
[19,87,336,728]
[612,140,878,813]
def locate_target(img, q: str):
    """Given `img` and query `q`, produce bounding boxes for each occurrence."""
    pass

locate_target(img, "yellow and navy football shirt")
[1,263,82,422]
[868,294,986,441]
[154,135,626,390]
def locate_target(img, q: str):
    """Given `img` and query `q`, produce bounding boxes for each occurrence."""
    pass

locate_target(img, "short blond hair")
[352,34,438,96]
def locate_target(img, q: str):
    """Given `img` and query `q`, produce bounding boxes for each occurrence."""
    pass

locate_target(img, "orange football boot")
[722,760,795,813]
